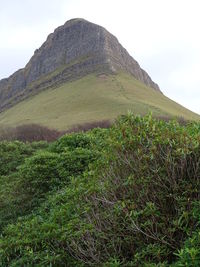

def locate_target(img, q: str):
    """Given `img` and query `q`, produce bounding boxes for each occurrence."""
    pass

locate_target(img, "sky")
[0,0,200,114]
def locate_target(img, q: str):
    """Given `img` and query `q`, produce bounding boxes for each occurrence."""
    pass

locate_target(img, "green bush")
[0,141,49,228]
[173,202,200,266]
[0,114,199,266]
[16,146,96,212]
[19,151,62,194]
[0,177,90,266]
[66,114,200,265]
[0,141,34,176]
[19,146,96,190]
[174,230,200,266]
[57,148,97,178]
[49,132,92,152]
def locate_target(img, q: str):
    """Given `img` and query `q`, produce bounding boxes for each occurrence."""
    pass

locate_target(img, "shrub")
[173,201,200,266]
[18,151,62,195]
[0,124,61,142]
[57,148,97,178]
[155,115,189,125]
[0,140,49,228]
[15,145,97,212]
[174,230,200,266]
[49,132,93,152]
[67,120,111,133]
[66,114,200,265]
[0,114,199,266]
[0,141,33,175]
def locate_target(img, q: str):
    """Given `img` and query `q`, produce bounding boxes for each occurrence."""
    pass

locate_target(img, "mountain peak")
[64,18,88,25]
[0,18,160,112]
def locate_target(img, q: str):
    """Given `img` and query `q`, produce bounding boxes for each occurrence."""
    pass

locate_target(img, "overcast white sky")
[0,0,200,114]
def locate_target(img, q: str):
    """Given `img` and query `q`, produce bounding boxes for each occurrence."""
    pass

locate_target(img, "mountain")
[0,18,199,129]
[0,18,160,111]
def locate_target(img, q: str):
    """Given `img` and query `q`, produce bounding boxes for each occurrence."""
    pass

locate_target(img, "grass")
[0,72,199,130]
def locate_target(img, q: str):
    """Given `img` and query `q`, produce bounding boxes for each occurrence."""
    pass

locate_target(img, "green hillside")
[0,72,199,130]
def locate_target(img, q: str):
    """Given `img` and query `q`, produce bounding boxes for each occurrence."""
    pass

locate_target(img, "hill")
[0,18,160,112]
[0,72,199,130]
[0,18,199,129]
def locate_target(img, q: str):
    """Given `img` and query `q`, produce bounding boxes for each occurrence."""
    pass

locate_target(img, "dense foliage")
[0,114,199,266]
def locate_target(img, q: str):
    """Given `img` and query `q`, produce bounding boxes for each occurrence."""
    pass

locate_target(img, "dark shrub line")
[66,119,112,133]
[0,124,61,142]
[0,120,111,142]
[0,116,190,143]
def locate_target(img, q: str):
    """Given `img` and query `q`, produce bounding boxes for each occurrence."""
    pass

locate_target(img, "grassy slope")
[0,72,199,130]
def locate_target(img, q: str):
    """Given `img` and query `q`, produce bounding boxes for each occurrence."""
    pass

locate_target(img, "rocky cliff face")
[0,18,161,111]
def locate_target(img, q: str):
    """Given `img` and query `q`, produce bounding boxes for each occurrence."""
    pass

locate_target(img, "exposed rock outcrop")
[0,18,161,112]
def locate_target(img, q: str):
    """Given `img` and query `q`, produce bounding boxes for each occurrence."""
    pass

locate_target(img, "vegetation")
[0,72,199,131]
[0,120,111,142]
[0,124,61,142]
[0,114,199,266]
